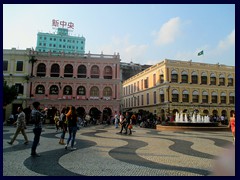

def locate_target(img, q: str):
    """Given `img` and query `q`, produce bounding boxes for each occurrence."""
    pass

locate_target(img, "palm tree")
[25,75,30,82]
[29,55,37,77]
[3,80,18,106]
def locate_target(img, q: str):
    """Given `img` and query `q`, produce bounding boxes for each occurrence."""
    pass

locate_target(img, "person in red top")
[228,112,235,144]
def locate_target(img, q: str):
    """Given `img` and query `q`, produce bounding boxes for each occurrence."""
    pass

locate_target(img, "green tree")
[3,80,18,106]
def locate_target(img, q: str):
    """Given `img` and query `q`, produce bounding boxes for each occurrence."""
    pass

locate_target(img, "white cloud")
[173,29,235,66]
[97,35,148,63]
[175,51,196,61]
[145,59,163,65]
[174,45,210,63]
[217,29,235,50]
[154,17,181,46]
[204,29,235,64]
[173,29,235,65]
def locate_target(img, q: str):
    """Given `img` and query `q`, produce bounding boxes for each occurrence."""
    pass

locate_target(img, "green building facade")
[36,28,85,54]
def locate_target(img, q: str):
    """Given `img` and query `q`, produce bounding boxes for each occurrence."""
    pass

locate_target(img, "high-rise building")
[36,28,85,54]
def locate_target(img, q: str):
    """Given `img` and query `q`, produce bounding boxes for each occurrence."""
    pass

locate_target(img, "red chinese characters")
[52,19,74,29]
[68,22,74,29]
[52,19,59,27]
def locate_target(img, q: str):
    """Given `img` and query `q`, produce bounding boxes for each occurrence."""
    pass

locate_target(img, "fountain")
[179,111,184,122]
[192,113,196,123]
[197,114,201,123]
[175,112,179,122]
[173,111,219,125]
[184,113,188,122]
[158,111,222,130]
[204,115,210,123]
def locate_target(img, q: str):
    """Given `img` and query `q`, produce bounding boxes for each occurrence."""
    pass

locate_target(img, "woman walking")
[228,112,235,145]
[65,106,78,150]
[54,110,60,132]
[59,108,67,145]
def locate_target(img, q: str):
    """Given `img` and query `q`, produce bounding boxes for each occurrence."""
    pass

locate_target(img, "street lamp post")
[28,54,37,98]
[167,85,170,116]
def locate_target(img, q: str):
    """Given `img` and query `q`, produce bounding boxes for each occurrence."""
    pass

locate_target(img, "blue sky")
[3,4,235,66]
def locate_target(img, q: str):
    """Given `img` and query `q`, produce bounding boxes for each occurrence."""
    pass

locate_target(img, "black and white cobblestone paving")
[3,125,233,176]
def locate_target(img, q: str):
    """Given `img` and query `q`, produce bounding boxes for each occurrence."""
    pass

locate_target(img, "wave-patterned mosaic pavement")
[3,125,233,176]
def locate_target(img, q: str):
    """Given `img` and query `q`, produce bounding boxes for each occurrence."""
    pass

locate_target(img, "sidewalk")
[3,124,234,176]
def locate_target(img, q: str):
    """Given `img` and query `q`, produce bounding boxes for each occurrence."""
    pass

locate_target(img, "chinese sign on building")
[52,19,74,29]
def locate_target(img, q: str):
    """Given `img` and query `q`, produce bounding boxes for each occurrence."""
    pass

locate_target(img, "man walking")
[8,106,29,145]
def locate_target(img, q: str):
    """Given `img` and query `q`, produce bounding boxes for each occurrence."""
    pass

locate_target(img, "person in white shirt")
[114,111,119,128]
[8,107,29,145]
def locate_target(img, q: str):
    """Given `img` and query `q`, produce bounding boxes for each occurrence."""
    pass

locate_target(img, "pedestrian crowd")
[7,103,235,158]
[7,102,82,157]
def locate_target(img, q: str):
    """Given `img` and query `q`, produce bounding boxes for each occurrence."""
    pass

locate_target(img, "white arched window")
[90,86,99,97]
[172,89,179,102]
[49,85,59,95]
[63,85,72,95]
[77,65,87,78]
[220,92,226,104]
[90,65,100,78]
[181,71,188,83]
[211,91,218,103]
[159,89,164,102]
[77,86,86,95]
[103,87,112,97]
[64,64,73,77]
[219,74,225,86]
[210,73,216,85]
[50,64,60,77]
[182,90,189,102]
[192,90,199,103]
[202,91,208,103]
[37,63,46,77]
[171,70,178,83]
[191,71,198,84]
[229,92,235,104]
[228,74,233,86]
[103,66,112,79]
[201,72,207,84]
[35,85,45,94]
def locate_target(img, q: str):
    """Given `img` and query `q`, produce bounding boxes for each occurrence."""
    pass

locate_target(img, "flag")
[198,50,204,56]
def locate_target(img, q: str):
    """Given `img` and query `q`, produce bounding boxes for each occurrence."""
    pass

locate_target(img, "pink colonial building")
[26,50,121,121]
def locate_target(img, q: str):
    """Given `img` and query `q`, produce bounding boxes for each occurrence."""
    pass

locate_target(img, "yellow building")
[3,48,31,121]
[122,59,235,120]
